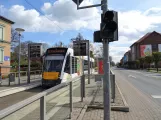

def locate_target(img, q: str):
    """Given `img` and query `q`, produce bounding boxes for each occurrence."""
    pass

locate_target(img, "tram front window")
[43,60,63,72]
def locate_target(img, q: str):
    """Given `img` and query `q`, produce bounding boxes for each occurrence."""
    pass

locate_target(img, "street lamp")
[15,28,25,85]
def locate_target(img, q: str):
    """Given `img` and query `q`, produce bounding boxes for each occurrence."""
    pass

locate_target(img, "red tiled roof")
[130,31,161,47]
[0,16,14,24]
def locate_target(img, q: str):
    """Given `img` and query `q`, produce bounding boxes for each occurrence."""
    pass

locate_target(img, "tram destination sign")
[46,48,67,55]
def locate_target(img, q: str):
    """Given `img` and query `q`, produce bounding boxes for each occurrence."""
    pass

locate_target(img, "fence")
[0,71,42,79]
[0,70,42,86]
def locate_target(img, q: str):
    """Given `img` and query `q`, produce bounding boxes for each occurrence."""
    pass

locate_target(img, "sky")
[1,0,161,63]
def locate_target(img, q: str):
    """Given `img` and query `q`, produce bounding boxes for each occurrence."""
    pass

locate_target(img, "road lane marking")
[128,75,136,79]
[130,71,141,74]
[151,95,161,98]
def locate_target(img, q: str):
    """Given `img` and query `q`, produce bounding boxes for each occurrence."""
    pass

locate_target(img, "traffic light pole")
[102,0,111,120]
[72,0,111,119]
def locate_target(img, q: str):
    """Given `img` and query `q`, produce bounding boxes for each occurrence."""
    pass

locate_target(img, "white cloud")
[2,1,161,63]
[3,0,100,33]
[112,36,137,45]
[109,46,130,63]
[2,0,161,35]
[119,8,161,36]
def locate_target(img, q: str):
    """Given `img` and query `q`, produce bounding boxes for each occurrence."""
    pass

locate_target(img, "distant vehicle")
[42,47,94,87]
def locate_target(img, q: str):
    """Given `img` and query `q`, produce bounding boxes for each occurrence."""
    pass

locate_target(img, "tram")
[42,47,94,87]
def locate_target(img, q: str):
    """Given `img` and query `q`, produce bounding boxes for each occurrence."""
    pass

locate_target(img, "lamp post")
[15,28,25,85]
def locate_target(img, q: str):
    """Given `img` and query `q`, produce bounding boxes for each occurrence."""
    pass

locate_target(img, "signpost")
[73,40,90,84]
[27,43,42,83]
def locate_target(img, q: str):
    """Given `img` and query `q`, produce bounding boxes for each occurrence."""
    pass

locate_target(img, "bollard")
[110,74,115,102]
[40,96,46,120]
[69,82,73,119]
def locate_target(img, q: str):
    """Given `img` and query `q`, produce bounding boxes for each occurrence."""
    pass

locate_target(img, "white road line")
[151,95,161,98]
[130,71,141,74]
[128,75,136,79]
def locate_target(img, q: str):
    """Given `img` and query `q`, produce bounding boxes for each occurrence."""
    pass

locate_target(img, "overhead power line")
[24,0,64,31]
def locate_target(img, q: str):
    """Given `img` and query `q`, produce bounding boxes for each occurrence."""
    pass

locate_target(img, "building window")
[64,54,70,74]
[152,44,158,52]
[0,47,4,63]
[0,26,4,40]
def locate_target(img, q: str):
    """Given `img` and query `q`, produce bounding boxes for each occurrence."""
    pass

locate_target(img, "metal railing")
[94,70,115,102]
[0,71,115,120]
[0,70,42,79]
[0,75,83,120]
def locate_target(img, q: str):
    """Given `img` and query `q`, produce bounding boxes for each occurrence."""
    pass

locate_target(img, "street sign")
[29,43,42,58]
[72,0,83,5]
[73,40,88,56]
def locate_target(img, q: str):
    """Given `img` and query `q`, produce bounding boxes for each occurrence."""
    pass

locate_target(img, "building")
[130,31,161,61]
[0,16,14,75]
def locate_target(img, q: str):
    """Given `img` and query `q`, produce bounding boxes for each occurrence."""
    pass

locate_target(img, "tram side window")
[75,58,77,73]
[64,55,70,73]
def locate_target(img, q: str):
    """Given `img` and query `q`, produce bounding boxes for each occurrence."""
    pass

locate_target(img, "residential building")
[0,16,14,75]
[130,31,161,61]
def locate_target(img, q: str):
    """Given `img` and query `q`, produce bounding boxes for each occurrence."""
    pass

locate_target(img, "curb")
[77,103,129,120]
[87,105,129,112]
[115,80,129,112]
[0,82,41,98]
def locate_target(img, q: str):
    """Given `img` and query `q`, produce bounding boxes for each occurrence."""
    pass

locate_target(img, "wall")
[0,20,12,75]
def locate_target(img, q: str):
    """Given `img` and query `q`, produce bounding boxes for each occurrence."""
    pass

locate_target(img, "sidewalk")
[70,75,127,120]
[76,70,161,120]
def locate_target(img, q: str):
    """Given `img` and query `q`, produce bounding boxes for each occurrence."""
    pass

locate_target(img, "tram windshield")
[43,60,63,72]
[43,55,64,72]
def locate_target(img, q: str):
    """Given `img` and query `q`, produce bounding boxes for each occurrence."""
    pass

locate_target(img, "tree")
[42,43,50,54]
[145,56,153,70]
[13,41,33,57]
[52,41,67,48]
[11,28,24,52]
[139,57,145,69]
[111,61,115,66]
[152,52,161,72]
[93,45,103,58]
[69,33,84,48]
[90,51,94,58]
[135,60,140,69]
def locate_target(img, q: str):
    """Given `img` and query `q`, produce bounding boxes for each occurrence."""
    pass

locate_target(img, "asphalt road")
[113,67,161,104]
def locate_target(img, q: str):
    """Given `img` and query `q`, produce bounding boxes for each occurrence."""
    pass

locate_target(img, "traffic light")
[100,10,118,41]
[94,31,102,42]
